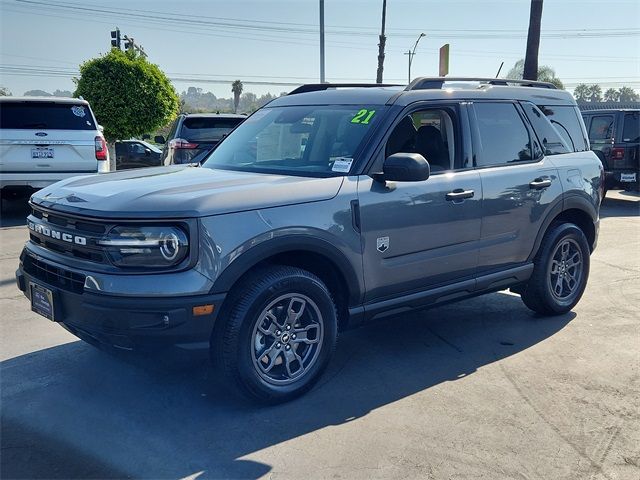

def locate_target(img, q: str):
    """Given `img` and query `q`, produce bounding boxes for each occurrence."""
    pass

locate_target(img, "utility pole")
[523,0,543,80]
[122,34,148,58]
[319,0,325,83]
[375,0,387,84]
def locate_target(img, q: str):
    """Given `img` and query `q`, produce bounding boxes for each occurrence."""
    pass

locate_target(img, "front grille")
[29,206,107,264]
[23,254,85,294]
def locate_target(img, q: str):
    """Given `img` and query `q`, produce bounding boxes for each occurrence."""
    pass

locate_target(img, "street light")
[405,33,426,84]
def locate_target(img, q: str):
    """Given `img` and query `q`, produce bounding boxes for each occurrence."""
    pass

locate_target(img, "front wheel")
[211,266,337,403]
[521,223,590,315]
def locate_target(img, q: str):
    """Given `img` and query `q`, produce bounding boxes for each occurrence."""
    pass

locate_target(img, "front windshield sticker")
[351,109,376,125]
[71,105,86,117]
[331,157,353,172]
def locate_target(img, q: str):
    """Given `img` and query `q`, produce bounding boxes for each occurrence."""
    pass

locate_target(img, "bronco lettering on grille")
[28,221,87,246]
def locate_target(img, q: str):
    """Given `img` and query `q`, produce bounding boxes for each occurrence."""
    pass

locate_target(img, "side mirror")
[144,148,151,156]
[379,153,430,182]
[154,135,166,144]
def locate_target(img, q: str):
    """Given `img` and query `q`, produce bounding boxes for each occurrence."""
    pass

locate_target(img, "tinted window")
[538,105,588,151]
[474,103,532,166]
[0,102,95,130]
[180,117,244,142]
[623,113,639,143]
[588,115,614,143]
[203,105,385,176]
[522,103,570,155]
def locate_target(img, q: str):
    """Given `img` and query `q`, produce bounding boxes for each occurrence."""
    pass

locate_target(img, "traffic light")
[110,28,121,49]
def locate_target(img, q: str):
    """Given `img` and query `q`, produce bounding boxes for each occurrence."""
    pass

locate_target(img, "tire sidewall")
[234,273,337,401]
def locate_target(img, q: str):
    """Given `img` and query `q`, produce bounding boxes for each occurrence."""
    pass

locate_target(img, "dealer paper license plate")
[30,282,55,321]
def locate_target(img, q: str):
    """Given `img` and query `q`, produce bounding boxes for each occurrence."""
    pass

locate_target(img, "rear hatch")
[0,100,99,173]
[170,116,244,164]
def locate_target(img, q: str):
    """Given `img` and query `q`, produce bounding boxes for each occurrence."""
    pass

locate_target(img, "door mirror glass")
[381,153,430,182]
[154,135,166,144]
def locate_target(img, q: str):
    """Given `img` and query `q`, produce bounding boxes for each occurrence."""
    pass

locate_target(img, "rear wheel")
[211,266,337,403]
[521,223,590,315]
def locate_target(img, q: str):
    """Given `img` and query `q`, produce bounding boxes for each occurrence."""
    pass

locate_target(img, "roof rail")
[406,77,557,91]
[288,83,403,95]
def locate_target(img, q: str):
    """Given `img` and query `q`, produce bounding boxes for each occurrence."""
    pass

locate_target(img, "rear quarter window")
[0,102,96,130]
[622,113,639,143]
[538,105,588,152]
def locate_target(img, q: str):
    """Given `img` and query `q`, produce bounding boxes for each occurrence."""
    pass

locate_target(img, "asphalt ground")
[1,191,638,480]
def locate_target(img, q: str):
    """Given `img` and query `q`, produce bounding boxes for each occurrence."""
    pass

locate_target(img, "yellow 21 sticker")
[351,109,376,125]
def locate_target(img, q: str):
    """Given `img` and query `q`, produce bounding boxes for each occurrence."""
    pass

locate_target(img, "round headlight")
[98,225,189,268]
[160,232,180,261]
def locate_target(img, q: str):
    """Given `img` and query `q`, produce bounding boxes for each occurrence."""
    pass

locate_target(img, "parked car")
[157,113,246,165]
[580,103,639,194]
[0,96,108,200]
[115,139,162,170]
[16,78,602,403]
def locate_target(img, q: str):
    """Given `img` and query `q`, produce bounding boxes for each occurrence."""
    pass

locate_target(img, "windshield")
[202,105,385,176]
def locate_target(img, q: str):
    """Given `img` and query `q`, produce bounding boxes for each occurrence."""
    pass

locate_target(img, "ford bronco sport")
[16,78,602,403]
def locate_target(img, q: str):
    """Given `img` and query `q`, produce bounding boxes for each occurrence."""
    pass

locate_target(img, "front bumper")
[16,254,225,351]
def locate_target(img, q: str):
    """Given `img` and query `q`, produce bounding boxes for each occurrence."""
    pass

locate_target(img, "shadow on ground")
[600,192,640,219]
[0,196,31,228]
[1,292,574,479]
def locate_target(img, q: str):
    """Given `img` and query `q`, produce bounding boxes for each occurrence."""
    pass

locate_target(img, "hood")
[31,166,344,219]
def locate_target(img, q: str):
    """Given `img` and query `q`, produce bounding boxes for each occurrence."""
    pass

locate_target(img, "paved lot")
[1,192,638,480]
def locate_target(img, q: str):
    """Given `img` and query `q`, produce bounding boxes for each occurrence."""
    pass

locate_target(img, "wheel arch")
[529,195,598,261]
[210,236,362,329]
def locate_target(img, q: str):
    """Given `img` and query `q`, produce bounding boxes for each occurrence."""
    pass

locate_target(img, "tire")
[211,265,338,403]
[521,223,590,316]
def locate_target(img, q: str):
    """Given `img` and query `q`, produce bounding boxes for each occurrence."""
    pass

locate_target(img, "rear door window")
[473,102,533,167]
[622,113,639,143]
[0,102,96,130]
[180,117,244,142]
[587,115,614,144]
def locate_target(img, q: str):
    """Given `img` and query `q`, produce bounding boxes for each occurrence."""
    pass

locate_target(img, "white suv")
[0,97,109,197]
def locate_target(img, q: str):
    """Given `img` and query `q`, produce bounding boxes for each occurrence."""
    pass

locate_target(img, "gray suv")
[16,78,602,403]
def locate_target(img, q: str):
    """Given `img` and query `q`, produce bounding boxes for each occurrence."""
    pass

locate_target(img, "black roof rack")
[288,83,403,95]
[406,77,557,91]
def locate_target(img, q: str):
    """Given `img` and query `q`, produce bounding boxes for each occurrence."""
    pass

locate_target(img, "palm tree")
[523,0,544,80]
[604,88,620,102]
[232,80,243,113]
[505,59,563,89]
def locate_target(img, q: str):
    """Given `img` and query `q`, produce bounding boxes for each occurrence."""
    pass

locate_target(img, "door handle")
[446,189,475,201]
[529,178,552,190]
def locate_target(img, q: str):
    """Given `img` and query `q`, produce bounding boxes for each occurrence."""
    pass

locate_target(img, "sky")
[1,0,638,98]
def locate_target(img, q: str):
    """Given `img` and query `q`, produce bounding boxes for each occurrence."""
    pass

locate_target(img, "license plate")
[31,148,54,159]
[30,282,56,321]
[620,173,637,183]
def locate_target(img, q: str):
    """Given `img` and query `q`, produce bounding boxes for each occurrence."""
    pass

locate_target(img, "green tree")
[0,86,11,96]
[573,84,590,102]
[604,88,620,102]
[618,86,639,102]
[506,59,564,89]
[232,80,243,113]
[74,49,179,142]
[587,84,603,102]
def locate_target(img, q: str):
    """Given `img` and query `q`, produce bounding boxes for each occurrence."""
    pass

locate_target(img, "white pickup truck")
[0,96,109,199]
